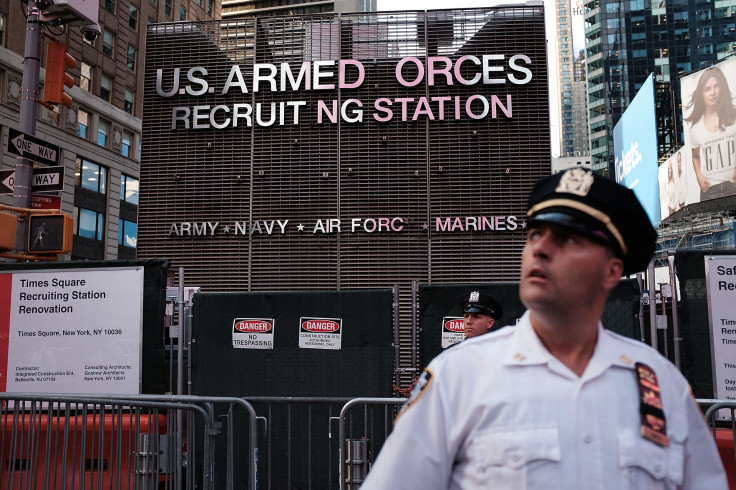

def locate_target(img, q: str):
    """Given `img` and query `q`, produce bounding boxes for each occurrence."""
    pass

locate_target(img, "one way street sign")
[7,128,60,166]
[0,166,65,194]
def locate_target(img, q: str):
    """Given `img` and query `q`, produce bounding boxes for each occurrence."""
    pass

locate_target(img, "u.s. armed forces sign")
[168,215,526,237]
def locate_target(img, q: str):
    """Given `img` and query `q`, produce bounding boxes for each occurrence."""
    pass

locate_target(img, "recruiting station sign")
[0,267,144,394]
[704,255,736,417]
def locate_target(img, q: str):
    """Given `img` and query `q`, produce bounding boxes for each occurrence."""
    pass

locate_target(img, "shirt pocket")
[472,427,562,490]
[618,430,684,489]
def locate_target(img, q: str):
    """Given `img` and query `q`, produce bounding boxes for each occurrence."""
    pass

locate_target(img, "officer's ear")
[602,254,624,290]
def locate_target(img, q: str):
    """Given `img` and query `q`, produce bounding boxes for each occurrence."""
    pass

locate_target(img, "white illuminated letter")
[221,65,249,94]
[186,67,209,96]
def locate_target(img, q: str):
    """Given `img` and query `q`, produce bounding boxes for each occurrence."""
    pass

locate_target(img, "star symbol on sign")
[521,220,527,229]
[223,225,231,233]
[421,223,429,230]
[297,224,305,231]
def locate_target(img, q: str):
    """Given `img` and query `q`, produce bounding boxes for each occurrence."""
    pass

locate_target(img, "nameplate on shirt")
[635,362,670,447]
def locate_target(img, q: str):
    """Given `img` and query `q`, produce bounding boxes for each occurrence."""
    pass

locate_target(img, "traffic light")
[0,212,17,251]
[43,41,76,109]
[28,213,73,254]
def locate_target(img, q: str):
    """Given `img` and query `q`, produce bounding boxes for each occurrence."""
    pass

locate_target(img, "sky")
[376,0,561,157]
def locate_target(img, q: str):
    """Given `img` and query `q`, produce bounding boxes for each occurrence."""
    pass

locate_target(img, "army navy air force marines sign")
[361,168,728,490]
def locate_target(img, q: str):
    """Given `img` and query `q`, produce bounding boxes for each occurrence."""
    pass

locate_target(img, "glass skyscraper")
[584,0,736,177]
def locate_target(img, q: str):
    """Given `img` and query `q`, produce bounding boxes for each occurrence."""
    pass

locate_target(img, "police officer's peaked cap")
[526,167,657,276]
[462,291,503,320]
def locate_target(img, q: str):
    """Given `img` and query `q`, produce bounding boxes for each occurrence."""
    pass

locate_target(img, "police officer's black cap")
[461,291,503,320]
[526,167,657,276]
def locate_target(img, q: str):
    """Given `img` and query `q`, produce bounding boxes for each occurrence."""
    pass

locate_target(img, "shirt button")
[583,435,593,444]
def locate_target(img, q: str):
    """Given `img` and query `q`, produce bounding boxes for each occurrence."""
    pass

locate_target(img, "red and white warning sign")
[299,317,342,350]
[232,318,274,349]
[442,317,465,348]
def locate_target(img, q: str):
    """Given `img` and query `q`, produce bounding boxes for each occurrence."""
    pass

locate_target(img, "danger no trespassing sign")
[232,318,274,349]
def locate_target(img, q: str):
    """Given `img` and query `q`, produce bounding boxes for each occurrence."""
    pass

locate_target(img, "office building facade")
[555,0,590,158]
[0,0,219,260]
[222,0,376,19]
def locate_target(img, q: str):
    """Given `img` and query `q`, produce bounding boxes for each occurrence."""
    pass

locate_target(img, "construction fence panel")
[418,279,642,370]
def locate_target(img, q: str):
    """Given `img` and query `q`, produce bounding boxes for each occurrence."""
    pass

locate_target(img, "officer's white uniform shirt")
[361,311,728,490]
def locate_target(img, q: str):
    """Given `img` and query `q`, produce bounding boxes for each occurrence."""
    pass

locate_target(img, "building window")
[124,89,134,114]
[126,46,137,71]
[118,220,138,248]
[78,109,89,138]
[165,0,172,17]
[207,0,213,15]
[74,207,105,240]
[103,29,114,57]
[104,0,115,13]
[44,104,60,127]
[80,62,92,91]
[0,13,6,46]
[129,4,139,29]
[101,74,111,101]
[75,157,107,194]
[97,119,108,147]
[120,174,139,204]
[180,6,187,20]
[122,130,133,157]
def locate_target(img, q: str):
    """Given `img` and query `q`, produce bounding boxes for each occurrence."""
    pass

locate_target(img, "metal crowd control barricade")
[699,399,736,488]
[0,393,258,490]
[233,396,404,489]
[335,397,406,490]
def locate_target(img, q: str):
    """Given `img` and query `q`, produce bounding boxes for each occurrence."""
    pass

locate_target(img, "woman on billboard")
[667,159,677,215]
[675,150,687,210]
[684,65,736,200]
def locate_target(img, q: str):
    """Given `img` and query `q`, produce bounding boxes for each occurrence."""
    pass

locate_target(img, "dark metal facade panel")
[140,8,550,381]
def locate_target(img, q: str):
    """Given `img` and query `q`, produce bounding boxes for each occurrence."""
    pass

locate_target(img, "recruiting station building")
[137,5,551,368]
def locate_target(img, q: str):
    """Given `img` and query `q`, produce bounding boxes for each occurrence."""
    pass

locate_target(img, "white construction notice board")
[0,267,144,394]
[704,256,736,408]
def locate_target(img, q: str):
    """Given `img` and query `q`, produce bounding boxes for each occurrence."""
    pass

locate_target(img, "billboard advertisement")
[658,148,688,220]
[613,73,660,225]
[0,267,144,394]
[679,57,736,208]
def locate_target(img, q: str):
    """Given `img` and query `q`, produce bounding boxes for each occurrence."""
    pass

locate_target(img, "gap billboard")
[614,73,660,226]
[674,57,736,211]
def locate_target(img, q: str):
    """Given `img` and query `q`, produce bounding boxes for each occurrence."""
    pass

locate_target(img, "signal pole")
[14,0,43,252]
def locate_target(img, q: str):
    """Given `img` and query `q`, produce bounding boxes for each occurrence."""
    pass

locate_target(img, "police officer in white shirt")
[361,168,728,490]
